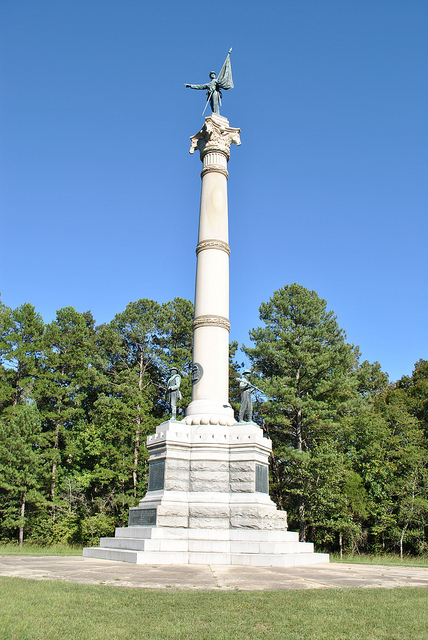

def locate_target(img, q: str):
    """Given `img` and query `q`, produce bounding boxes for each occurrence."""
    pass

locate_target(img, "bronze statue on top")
[185,48,234,116]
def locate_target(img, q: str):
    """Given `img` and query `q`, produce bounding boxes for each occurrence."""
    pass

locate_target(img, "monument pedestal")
[83,419,328,566]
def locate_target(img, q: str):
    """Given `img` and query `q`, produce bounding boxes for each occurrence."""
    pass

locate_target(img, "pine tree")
[244,284,361,541]
[396,359,428,438]
[35,307,97,536]
[0,303,44,409]
[0,404,44,545]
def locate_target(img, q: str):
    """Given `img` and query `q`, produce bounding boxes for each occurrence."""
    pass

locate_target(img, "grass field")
[331,553,428,568]
[2,543,428,568]
[0,577,427,640]
[0,543,83,556]
[0,542,428,568]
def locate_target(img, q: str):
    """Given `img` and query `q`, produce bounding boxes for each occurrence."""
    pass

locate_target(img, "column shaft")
[185,115,240,423]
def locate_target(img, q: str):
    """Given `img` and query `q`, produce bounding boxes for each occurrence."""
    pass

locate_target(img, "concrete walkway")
[0,556,427,590]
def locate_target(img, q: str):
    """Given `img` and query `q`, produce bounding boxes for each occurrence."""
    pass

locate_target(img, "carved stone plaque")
[255,464,269,494]
[191,362,203,385]
[148,459,165,492]
[128,508,157,526]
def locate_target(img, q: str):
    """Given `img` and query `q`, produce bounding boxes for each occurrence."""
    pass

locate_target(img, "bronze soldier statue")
[237,370,266,423]
[167,367,182,420]
[185,49,234,116]
[238,370,253,422]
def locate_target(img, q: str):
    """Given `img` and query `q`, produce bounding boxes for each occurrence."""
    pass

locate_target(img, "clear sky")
[1,1,427,382]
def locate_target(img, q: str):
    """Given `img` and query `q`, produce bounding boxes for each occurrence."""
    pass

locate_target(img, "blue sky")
[1,0,427,382]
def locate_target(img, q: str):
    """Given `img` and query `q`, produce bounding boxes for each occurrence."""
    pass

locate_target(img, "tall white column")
[185,114,241,425]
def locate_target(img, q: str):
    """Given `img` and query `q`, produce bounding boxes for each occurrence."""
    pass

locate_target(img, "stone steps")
[113,526,300,542]
[83,527,328,566]
[97,535,315,555]
[83,545,328,567]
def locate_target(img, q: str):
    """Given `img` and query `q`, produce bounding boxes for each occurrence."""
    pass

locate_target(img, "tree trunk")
[295,368,306,540]
[133,421,140,499]
[296,409,303,453]
[295,367,303,452]
[399,472,417,560]
[132,351,145,499]
[339,532,343,559]
[18,489,26,548]
[121,460,125,528]
[400,530,405,560]
[51,423,60,519]
[270,453,285,509]
[13,361,22,406]
[299,497,306,542]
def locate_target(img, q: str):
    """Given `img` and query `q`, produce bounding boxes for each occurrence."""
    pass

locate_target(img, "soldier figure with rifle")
[167,367,182,421]
[238,369,265,423]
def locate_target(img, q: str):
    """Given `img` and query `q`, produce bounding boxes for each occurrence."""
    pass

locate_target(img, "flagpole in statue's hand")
[202,93,212,116]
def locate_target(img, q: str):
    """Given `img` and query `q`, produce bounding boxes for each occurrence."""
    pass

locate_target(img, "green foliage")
[0,303,44,409]
[88,297,193,518]
[244,284,427,553]
[270,442,365,550]
[244,284,361,452]
[228,340,241,417]
[396,359,428,437]
[0,404,44,543]
[80,513,116,546]
[0,289,426,556]
[244,284,364,541]
[0,297,193,544]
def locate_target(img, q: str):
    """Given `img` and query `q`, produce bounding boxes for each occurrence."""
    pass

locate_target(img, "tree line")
[1,285,427,556]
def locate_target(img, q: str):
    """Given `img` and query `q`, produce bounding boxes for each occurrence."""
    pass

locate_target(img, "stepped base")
[84,420,329,567]
[83,527,329,566]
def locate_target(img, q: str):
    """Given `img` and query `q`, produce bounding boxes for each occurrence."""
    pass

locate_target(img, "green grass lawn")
[331,553,428,568]
[2,543,428,568]
[0,543,83,556]
[0,577,427,640]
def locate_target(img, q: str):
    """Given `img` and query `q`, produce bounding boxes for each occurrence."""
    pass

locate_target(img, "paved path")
[0,556,427,590]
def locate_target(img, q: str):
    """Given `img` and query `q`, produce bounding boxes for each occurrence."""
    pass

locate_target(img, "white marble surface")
[84,525,329,566]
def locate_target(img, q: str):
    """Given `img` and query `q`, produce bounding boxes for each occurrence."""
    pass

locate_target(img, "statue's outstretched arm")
[184,83,209,90]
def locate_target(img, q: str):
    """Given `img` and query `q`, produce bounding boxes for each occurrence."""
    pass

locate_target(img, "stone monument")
[83,55,329,566]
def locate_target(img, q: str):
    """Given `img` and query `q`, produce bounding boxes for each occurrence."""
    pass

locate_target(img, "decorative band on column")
[201,165,229,179]
[193,314,231,332]
[196,239,231,256]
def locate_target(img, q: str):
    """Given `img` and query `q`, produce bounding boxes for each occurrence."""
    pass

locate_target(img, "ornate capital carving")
[189,115,241,161]
[193,314,231,332]
[196,239,231,256]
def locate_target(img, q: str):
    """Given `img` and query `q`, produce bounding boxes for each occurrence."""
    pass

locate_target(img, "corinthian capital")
[189,114,241,160]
